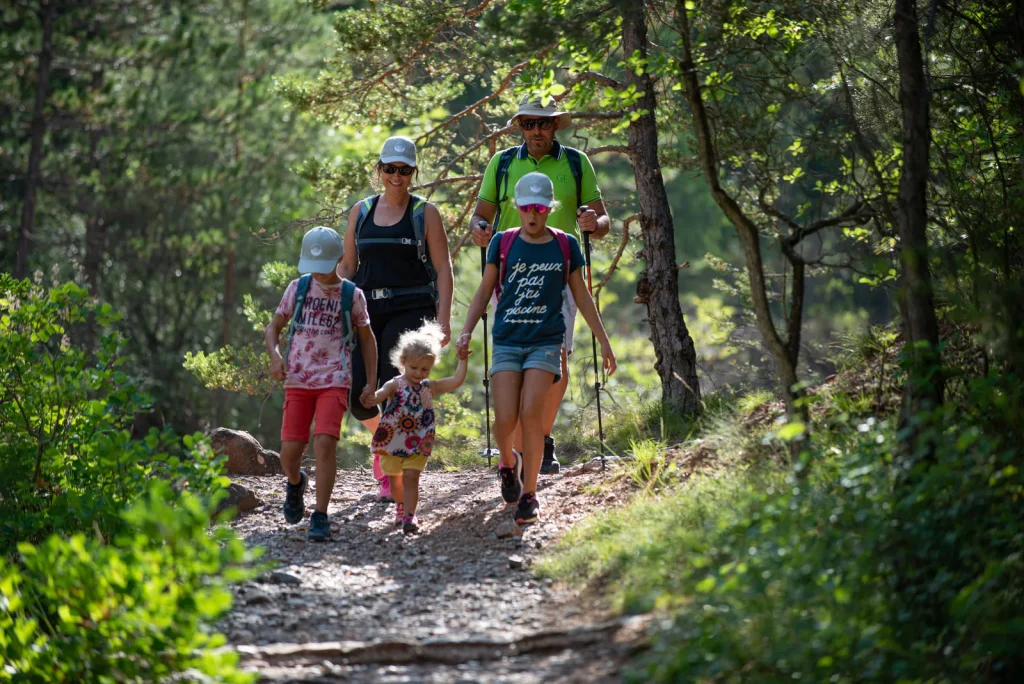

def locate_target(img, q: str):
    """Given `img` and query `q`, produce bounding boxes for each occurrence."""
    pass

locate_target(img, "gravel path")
[222,461,643,682]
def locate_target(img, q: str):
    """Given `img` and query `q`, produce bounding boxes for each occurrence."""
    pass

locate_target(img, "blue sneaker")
[283,470,308,524]
[307,511,331,542]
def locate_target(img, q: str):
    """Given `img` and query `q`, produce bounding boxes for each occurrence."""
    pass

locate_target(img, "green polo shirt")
[478,140,602,240]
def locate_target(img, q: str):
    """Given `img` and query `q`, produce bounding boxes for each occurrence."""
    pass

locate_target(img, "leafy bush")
[184,261,292,396]
[542,378,1024,682]
[0,276,256,682]
[0,275,226,547]
[0,483,258,683]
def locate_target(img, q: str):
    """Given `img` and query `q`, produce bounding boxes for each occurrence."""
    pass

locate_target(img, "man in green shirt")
[470,95,610,475]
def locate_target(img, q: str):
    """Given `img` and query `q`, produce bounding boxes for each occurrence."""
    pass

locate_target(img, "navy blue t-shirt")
[486,230,586,348]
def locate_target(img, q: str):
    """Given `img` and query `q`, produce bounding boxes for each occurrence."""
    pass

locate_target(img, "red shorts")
[281,387,348,443]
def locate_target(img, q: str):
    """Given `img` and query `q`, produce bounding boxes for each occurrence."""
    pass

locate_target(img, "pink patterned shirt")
[275,278,370,390]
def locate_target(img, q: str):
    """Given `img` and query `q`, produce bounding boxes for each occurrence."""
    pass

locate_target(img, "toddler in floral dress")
[364,321,468,534]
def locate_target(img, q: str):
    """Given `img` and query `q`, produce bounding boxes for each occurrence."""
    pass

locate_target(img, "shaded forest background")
[2,0,956,451]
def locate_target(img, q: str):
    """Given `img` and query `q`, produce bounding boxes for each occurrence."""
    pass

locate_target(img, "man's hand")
[270,352,286,381]
[472,221,492,248]
[359,384,376,408]
[577,207,598,234]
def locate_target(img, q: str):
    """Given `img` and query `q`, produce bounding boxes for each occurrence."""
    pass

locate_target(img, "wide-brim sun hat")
[514,172,555,207]
[507,94,571,130]
[379,135,417,167]
[298,226,345,274]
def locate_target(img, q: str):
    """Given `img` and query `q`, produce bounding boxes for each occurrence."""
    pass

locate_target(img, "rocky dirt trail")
[221,461,647,683]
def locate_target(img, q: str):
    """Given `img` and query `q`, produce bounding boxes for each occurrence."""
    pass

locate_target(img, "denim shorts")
[490,343,563,382]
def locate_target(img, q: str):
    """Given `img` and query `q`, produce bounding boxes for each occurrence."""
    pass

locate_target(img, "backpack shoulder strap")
[340,279,356,350]
[492,147,519,228]
[496,227,521,299]
[409,194,434,273]
[563,147,584,211]
[549,228,572,286]
[410,195,438,302]
[282,274,313,367]
[354,195,379,241]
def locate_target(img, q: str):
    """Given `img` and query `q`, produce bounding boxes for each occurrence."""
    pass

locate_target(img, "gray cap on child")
[298,226,344,274]
[514,172,554,207]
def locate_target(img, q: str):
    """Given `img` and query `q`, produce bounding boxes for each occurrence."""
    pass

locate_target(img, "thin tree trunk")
[84,70,105,294]
[222,0,247,348]
[621,0,702,416]
[894,0,943,420]
[673,0,805,420]
[16,1,57,280]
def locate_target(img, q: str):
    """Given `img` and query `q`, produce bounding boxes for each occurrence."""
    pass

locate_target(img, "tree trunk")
[621,0,702,415]
[15,1,56,280]
[894,0,943,420]
[673,0,805,421]
[84,70,105,295]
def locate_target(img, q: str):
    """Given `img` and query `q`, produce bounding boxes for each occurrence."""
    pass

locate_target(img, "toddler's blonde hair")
[390,320,444,372]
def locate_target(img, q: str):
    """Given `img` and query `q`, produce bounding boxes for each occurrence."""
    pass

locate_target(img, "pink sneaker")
[377,475,394,503]
[394,502,405,526]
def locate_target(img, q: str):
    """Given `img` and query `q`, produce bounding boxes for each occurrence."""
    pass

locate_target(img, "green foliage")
[541,380,1024,682]
[0,277,254,682]
[0,483,258,683]
[184,261,294,396]
[0,276,228,547]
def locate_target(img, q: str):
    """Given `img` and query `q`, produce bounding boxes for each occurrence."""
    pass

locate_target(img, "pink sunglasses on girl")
[517,204,550,214]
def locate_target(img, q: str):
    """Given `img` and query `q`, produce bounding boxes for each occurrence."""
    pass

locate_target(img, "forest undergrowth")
[539,324,1024,683]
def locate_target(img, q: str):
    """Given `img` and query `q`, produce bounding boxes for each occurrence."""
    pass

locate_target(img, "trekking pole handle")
[477,221,489,276]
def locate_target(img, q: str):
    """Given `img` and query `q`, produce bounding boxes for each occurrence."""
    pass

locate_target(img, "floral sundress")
[371,377,435,459]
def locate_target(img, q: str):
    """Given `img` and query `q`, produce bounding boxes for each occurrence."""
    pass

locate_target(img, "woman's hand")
[439,319,451,347]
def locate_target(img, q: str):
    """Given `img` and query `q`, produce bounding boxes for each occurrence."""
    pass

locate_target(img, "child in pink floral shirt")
[265,226,377,542]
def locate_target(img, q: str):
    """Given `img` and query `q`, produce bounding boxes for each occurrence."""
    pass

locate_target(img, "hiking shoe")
[402,515,420,535]
[307,511,331,542]
[377,476,395,503]
[540,436,560,475]
[515,492,540,526]
[498,450,523,504]
[282,470,308,524]
[394,502,405,527]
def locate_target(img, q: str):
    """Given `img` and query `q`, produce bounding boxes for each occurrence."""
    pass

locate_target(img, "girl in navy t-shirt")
[457,172,616,526]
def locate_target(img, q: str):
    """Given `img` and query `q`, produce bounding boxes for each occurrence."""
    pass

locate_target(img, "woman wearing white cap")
[340,136,454,511]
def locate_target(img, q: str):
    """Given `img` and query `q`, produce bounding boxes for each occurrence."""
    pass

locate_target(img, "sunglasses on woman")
[381,163,416,176]
[517,204,551,214]
[518,117,555,131]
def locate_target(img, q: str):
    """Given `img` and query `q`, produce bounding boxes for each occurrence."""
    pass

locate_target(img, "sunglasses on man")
[518,117,556,131]
[517,204,551,214]
[381,163,415,176]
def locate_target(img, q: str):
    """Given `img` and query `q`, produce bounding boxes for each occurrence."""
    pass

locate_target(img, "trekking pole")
[581,222,606,472]
[477,221,499,467]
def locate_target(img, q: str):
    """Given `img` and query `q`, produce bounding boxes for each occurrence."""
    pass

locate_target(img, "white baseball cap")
[298,226,344,274]
[379,136,417,167]
[514,172,554,207]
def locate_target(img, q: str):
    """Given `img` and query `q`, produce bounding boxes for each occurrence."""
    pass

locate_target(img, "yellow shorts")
[378,452,428,476]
